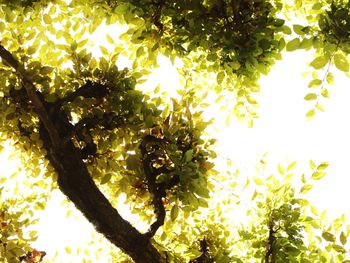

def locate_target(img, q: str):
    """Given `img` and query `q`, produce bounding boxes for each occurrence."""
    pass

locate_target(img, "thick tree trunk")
[40,123,165,262]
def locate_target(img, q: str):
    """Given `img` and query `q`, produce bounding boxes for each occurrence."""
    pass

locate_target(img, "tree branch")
[0,44,61,148]
[52,80,109,112]
[265,220,277,263]
[140,135,168,239]
[1,44,165,263]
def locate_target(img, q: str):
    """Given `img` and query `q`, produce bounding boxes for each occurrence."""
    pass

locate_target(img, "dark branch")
[153,0,165,33]
[265,220,277,263]
[52,80,109,111]
[140,135,168,239]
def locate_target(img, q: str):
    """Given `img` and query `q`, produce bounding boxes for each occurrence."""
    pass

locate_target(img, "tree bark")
[40,123,164,263]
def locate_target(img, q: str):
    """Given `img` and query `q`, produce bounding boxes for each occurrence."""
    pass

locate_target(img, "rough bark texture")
[40,122,165,263]
[0,44,166,263]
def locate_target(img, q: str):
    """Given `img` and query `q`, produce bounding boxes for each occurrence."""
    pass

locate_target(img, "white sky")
[216,50,350,219]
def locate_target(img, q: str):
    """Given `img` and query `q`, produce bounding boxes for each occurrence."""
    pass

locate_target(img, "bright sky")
[217,50,350,219]
[1,21,350,261]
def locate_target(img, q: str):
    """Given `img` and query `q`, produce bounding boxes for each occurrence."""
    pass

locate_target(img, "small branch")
[52,80,109,111]
[140,135,168,239]
[153,0,165,33]
[265,221,277,263]
[230,0,242,27]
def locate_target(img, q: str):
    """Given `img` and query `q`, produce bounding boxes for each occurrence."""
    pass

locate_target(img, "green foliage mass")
[0,0,350,262]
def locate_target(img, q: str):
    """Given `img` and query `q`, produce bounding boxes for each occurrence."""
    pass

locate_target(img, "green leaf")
[308,79,322,88]
[334,53,349,72]
[170,205,179,221]
[326,72,334,85]
[65,246,72,254]
[287,161,297,171]
[299,38,313,49]
[321,88,329,98]
[306,109,315,119]
[217,71,225,84]
[286,38,300,51]
[312,3,322,10]
[145,115,154,128]
[322,231,336,242]
[304,93,317,101]
[310,160,316,170]
[126,155,139,170]
[100,46,109,56]
[0,22,5,32]
[100,173,112,184]
[277,163,285,175]
[316,103,325,112]
[198,198,208,208]
[332,244,346,253]
[43,14,52,24]
[317,162,329,170]
[310,56,328,69]
[293,25,305,35]
[340,231,347,245]
[253,177,263,185]
[40,66,54,75]
[106,34,114,44]
[184,149,193,163]
[300,184,313,194]
[311,171,326,180]
[71,41,78,51]
[273,18,285,27]
[195,187,210,198]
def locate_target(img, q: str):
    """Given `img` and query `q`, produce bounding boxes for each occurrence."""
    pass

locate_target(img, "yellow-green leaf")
[310,56,328,69]
[217,71,225,84]
[308,79,322,88]
[340,231,347,245]
[287,161,297,171]
[311,171,326,180]
[321,88,329,98]
[253,177,263,185]
[40,66,54,75]
[100,46,109,56]
[170,205,179,221]
[106,34,114,44]
[300,184,313,194]
[278,163,285,175]
[326,72,334,85]
[306,109,315,119]
[317,162,329,170]
[100,173,112,184]
[332,244,346,253]
[322,231,336,242]
[304,93,317,101]
[184,149,194,163]
[286,38,300,51]
[334,53,349,72]
[43,14,52,24]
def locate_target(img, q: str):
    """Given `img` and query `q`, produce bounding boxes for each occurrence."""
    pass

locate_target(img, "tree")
[1,0,350,262]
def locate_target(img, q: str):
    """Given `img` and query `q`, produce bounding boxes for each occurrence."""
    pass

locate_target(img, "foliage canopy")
[1,0,350,262]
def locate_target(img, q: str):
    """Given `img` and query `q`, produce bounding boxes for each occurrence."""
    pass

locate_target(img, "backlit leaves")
[304,93,317,100]
[1,0,350,262]
[334,53,349,72]
[286,38,300,51]
[322,231,336,242]
[310,56,328,69]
